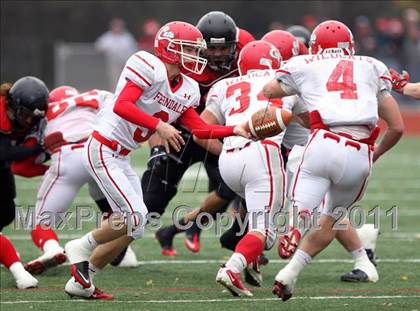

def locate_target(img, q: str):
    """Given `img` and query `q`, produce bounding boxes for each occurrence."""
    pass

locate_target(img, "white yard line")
[1,295,420,304]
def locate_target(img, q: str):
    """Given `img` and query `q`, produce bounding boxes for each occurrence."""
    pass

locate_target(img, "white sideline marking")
[1,295,420,304]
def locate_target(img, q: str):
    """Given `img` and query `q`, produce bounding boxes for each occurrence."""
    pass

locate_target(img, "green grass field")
[1,137,420,311]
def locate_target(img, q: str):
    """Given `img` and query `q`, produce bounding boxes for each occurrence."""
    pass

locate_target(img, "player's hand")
[389,68,410,93]
[233,122,252,139]
[155,120,185,153]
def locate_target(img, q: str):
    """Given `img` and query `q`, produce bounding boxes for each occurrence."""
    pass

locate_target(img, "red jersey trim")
[127,66,152,87]
[276,69,291,75]
[380,75,392,82]
[135,54,155,70]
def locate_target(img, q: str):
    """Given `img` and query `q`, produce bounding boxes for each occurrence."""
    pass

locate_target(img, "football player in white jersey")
[263,20,404,300]
[63,21,249,300]
[194,40,308,296]
[24,86,138,278]
[263,29,381,282]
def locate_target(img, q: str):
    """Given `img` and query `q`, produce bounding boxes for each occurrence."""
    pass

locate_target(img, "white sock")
[43,239,63,253]
[350,247,366,260]
[225,253,247,273]
[88,263,100,280]
[288,249,312,275]
[80,232,98,251]
[9,262,29,280]
[353,248,371,266]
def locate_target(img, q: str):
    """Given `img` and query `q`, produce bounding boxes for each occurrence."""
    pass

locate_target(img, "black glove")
[147,145,169,170]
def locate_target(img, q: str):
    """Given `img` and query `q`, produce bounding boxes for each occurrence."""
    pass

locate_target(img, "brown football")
[247,106,293,139]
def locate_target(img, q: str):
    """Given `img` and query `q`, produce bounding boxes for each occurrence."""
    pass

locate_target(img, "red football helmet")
[309,20,355,55]
[49,86,79,103]
[154,21,208,74]
[238,40,282,75]
[261,30,299,61]
[297,40,309,55]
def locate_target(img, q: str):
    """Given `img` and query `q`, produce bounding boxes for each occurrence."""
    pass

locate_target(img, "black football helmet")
[286,25,311,48]
[196,11,238,72]
[7,76,49,131]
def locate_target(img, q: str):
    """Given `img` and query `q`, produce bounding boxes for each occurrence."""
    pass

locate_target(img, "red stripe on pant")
[263,145,274,212]
[98,144,138,227]
[87,138,123,212]
[38,150,61,214]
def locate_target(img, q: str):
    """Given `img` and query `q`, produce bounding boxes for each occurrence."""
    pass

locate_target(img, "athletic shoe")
[15,270,39,289]
[155,227,177,257]
[278,227,301,259]
[64,239,92,264]
[341,259,378,283]
[184,232,200,253]
[24,249,67,275]
[111,246,139,268]
[65,277,113,300]
[244,259,263,287]
[365,248,377,266]
[272,267,297,301]
[70,261,91,288]
[216,265,253,297]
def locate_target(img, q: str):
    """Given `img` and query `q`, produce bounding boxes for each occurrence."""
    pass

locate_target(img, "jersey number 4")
[326,60,358,99]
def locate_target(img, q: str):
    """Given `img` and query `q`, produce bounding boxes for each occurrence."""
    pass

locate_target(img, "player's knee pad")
[0,198,16,231]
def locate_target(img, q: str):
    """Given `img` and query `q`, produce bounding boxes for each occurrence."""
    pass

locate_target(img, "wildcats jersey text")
[277,53,392,128]
[206,69,307,150]
[94,51,201,150]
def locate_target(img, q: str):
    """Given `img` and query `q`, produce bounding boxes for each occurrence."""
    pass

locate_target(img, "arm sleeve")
[275,60,300,95]
[0,134,43,162]
[179,107,234,139]
[113,79,160,130]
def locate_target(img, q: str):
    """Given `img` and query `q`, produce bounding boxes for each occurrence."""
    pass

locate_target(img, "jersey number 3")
[326,60,358,99]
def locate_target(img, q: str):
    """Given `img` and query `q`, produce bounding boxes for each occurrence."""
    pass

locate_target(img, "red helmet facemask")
[309,20,355,55]
[154,21,208,74]
[237,40,282,75]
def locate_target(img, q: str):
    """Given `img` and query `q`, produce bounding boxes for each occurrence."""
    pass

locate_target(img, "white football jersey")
[277,53,392,127]
[45,89,113,143]
[94,51,200,150]
[206,69,307,150]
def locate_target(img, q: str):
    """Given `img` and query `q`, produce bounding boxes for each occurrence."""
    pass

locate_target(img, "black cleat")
[70,261,91,288]
[272,280,292,301]
[155,226,177,256]
[340,269,369,282]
